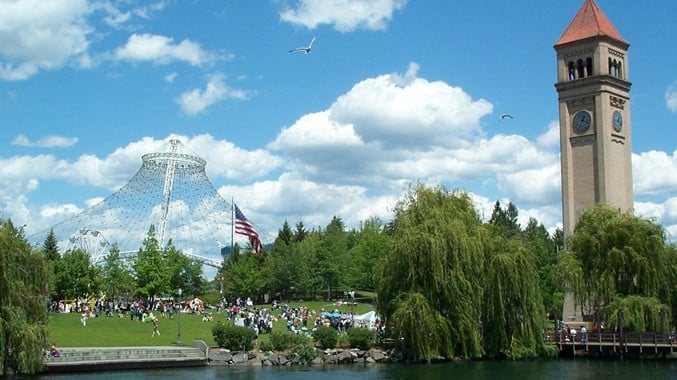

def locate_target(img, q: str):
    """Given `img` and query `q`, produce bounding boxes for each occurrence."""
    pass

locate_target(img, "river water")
[28,359,677,380]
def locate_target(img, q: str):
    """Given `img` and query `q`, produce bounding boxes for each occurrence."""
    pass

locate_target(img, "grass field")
[48,300,374,348]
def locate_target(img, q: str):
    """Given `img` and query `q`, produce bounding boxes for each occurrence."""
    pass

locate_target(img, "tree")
[293,220,308,243]
[42,229,60,262]
[276,220,293,245]
[317,216,348,299]
[164,242,204,296]
[0,219,50,375]
[41,229,60,301]
[377,184,486,359]
[133,226,168,301]
[522,218,562,318]
[265,226,305,301]
[53,249,100,301]
[377,184,547,360]
[223,252,266,301]
[488,201,520,238]
[100,244,134,302]
[556,204,675,329]
[346,217,388,291]
[481,236,545,358]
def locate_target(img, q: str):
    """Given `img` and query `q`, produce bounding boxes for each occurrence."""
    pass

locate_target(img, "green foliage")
[557,204,675,321]
[223,251,266,301]
[390,292,453,361]
[290,343,319,363]
[346,327,375,349]
[100,244,134,302]
[133,226,168,300]
[482,237,545,358]
[258,339,274,352]
[42,229,60,262]
[377,184,485,359]
[270,331,311,351]
[312,326,338,349]
[606,296,670,332]
[0,219,50,375]
[211,322,256,351]
[53,248,101,300]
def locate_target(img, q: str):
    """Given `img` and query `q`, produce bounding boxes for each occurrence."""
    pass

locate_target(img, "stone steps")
[44,345,207,373]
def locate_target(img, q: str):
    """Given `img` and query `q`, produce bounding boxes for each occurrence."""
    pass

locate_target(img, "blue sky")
[1,0,676,262]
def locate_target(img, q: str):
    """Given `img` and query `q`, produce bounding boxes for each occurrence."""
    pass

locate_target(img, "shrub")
[312,326,338,349]
[258,339,274,352]
[291,343,319,364]
[270,331,312,351]
[346,327,375,349]
[211,322,256,351]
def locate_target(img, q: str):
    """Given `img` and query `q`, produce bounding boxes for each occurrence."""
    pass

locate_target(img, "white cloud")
[537,121,561,148]
[176,73,248,115]
[114,33,216,66]
[164,72,178,83]
[0,0,92,80]
[12,134,78,148]
[280,0,407,32]
[666,81,677,112]
[632,150,677,197]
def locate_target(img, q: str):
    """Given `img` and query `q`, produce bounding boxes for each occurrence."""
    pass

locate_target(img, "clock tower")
[556,0,634,324]
[555,0,634,239]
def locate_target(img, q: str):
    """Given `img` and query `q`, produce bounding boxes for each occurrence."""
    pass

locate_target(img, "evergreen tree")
[276,220,293,245]
[42,229,60,262]
[293,220,308,243]
[0,219,50,375]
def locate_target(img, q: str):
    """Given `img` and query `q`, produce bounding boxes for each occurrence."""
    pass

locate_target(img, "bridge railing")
[552,330,676,347]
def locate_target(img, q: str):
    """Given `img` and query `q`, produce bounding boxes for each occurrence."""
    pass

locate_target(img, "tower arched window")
[568,61,576,80]
[608,58,623,78]
[617,61,623,79]
[585,57,593,76]
[576,59,585,78]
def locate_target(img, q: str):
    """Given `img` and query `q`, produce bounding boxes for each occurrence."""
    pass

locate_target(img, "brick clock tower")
[555,0,634,322]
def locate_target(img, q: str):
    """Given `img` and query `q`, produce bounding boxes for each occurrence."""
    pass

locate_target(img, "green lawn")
[48,300,374,347]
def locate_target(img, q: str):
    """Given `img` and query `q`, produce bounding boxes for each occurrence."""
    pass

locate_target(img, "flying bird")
[289,37,316,54]
[500,114,514,120]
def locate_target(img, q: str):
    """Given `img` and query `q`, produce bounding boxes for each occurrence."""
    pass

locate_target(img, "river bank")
[208,346,403,366]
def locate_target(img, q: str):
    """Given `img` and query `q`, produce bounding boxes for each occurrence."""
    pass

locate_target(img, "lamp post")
[176,288,182,345]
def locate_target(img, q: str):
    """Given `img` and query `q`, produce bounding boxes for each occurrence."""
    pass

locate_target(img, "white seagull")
[289,37,316,54]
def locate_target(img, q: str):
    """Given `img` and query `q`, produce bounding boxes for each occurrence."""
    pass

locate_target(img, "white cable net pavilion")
[48,139,232,269]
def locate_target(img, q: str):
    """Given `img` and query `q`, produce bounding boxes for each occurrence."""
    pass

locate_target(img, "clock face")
[573,111,592,132]
[613,111,623,132]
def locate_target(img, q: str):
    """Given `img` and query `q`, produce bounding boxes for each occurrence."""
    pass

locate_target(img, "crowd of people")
[47,293,383,341]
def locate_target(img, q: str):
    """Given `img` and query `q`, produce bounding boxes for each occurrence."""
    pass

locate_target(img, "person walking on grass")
[152,316,160,336]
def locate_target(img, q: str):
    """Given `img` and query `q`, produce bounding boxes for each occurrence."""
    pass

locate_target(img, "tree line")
[2,182,676,373]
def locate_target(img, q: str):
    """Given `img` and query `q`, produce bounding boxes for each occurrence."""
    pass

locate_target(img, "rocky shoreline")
[208,346,401,366]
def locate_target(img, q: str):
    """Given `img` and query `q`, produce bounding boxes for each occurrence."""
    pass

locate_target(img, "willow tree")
[0,219,50,375]
[482,236,545,359]
[376,184,486,360]
[555,204,675,328]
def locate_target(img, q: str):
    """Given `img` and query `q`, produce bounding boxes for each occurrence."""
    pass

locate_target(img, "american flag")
[234,203,263,255]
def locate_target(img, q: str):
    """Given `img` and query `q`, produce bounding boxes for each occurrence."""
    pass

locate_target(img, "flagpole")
[231,197,234,254]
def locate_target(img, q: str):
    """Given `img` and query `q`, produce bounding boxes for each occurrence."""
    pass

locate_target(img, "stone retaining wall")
[208,347,403,366]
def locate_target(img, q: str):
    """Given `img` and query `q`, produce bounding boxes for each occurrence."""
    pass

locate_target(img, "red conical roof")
[555,0,627,47]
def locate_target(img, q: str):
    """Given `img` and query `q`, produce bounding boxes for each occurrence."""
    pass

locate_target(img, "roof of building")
[555,0,627,47]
